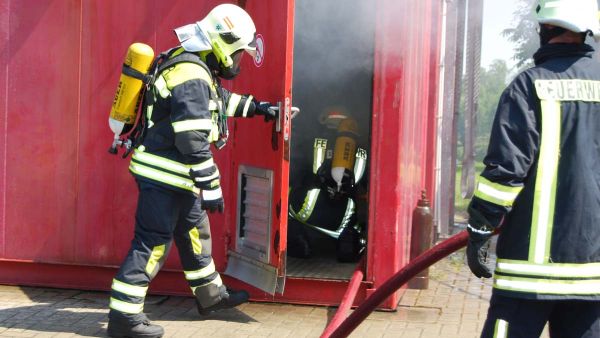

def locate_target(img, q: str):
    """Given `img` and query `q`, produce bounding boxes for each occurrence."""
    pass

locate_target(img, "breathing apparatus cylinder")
[108,43,155,153]
[331,117,359,191]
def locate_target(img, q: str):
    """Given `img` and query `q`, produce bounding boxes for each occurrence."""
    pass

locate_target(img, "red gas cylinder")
[408,190,433,289]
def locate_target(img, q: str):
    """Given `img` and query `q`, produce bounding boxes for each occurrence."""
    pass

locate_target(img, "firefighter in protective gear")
[466,1,600,337]
[107,5,277,338]
[288,112,368,263]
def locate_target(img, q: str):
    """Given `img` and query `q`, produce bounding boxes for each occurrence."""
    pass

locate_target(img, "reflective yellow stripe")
[496,259,600,278]
[226,93,243,117]
[189,227,203,255]
[111,279,148,298]
[242,95,253,117]
[535,79,600,102]
[296,188,320,221]
[109,297,144,314]
[313,138,327,174]
[529,100,561,264]
[172,119,213,133]
[474,176,523,207]
[208,99,219,111]
[145,244,166,275]
[190,275,224,294]
[184,260,216,281]
[494,275,600,295]
[129,162,199,194]
[493,319,508,338]
[163,63,212,89]
[133,150,190,175]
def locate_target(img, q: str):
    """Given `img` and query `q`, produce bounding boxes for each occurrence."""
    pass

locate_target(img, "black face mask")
[205,51,243,80]
[539,25,567,46]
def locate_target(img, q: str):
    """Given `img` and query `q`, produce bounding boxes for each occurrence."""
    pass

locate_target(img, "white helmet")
[174,4,257,67]
[536,0,600,41]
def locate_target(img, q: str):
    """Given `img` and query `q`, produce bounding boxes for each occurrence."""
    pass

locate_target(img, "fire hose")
[322,230,469,338]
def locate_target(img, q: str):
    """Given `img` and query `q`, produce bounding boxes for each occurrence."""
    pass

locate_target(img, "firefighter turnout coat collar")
[128,48,255,195]
[471,43,600,301]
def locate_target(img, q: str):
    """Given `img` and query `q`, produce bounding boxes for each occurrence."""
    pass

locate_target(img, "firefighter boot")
[107,311,164,338]
[196,286,250,315]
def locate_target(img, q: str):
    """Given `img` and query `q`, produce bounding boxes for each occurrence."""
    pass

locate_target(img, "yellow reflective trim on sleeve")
[496,259,600,278]
[493,319,508,338]
[295,188,320,222]
[535,79,600,102]
[529,100,561,264]
[190,158,215,172]
[184,260,216,281]
[189,227,203,255]
[474,176,523,207]
[172,119,213,133]
[226,93,243,117]
[109,297,144,314]
[111,279,148,298]
[494,275,600,295]
[133,149,213,176]
[129,162,199,194]
[242,95,253,117]
[162,63,212,89]
[145,244,166,275]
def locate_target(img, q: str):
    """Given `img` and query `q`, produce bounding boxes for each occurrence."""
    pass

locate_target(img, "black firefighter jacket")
[470,43,600,301]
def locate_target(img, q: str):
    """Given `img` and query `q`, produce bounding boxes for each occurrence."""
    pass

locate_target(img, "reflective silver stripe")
[193,169,220,183]
[535,79,600,102]
[172,119,213,133]
[493,319,508,338]
[530,100,561,264]
[296,188,320,221]
[133,150,192,175]
[474,176,523,207]
[109,298,144,314]
[338,198,356,231]
[313,138,328,174]
[226,93,243,117]
[111,279,148,298]
[184,260,216,280]
[354,148,367,183]
[146,103,154,128]
[496,259,600,278]
[467,223,493,236]
[191,275,223,293]
[202,187,222,200]
[494,276,600,295]
[130,162,199,194]
[307,224,344,239]
[154,75,170,99]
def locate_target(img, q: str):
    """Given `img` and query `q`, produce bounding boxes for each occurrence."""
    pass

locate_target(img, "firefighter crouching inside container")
[288,111,368,262]
[465,0,600,337]
[107,5,277,338]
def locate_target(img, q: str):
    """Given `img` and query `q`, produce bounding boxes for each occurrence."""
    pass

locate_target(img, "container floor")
[286,255,357,280]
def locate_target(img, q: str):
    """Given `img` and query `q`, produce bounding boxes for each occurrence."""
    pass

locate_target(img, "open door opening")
[287,0,375,280]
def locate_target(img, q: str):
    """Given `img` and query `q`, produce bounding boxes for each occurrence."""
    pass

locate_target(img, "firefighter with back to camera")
[465,0,600,337]
[288,111,368,263]
[106,4,278,338]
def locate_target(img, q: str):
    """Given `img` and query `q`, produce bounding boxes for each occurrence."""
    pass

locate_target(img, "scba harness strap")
[122,49,226,157]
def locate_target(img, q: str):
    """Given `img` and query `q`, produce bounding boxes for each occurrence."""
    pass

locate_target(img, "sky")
[480,0,521,70]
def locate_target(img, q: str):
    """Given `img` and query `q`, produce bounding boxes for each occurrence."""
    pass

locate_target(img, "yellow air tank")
[331,117,359,191]
[109,43,155,139]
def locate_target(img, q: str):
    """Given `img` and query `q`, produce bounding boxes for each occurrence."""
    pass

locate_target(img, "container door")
[223,0,295,295]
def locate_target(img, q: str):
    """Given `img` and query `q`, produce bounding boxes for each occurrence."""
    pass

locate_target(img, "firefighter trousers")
[109,181,225,322]
[481,293,600,338]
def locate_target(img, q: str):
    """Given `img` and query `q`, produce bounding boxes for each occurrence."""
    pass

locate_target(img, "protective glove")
[189,167,224,213]
[253,99,278,122]
[466,204,494,278]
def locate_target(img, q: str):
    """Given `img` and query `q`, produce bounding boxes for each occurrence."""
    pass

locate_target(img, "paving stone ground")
[0,250,549,338]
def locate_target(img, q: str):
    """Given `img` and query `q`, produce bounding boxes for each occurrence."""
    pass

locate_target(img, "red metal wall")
[367,0,441,308]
